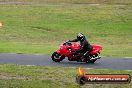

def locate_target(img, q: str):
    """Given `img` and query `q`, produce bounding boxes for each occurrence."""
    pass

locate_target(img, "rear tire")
[86,54,98,63]
[51,52,65,62]
[88,59,97,63]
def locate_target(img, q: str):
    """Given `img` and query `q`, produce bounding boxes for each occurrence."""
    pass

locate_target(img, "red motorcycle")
[51,41,102,63]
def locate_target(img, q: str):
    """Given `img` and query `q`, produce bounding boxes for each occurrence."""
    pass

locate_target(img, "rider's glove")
[67,40,71,42]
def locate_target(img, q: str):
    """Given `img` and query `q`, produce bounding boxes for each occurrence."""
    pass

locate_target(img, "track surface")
[0,53,132,70]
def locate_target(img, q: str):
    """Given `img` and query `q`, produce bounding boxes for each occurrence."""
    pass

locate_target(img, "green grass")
[0,1,132,57]
[0,42,57,54]
[0,0,132,5]
[0,64,131,88]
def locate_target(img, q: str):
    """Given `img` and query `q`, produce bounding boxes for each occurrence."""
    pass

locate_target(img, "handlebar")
[63,41,72,46]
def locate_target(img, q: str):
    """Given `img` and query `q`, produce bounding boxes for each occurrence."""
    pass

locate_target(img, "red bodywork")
[90,44,102,54]
[56,42,102,60]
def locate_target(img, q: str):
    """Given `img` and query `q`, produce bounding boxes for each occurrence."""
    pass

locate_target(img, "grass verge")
[0,64,132,88]
[0,1,132,57]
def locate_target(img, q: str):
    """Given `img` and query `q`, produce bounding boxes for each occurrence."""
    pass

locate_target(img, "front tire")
[51,52,65,62]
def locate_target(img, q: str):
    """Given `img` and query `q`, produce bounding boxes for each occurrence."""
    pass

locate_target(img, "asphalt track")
[0,53,132,70]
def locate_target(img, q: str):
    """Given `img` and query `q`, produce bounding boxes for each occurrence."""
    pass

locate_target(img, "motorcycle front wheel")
[51,52,65,62]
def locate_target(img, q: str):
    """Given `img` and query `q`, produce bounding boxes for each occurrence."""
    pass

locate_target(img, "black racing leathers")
[68,37,93,54]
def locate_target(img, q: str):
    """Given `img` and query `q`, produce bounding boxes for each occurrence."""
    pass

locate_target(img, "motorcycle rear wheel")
[51,52,65,62]
[86,59,97,63]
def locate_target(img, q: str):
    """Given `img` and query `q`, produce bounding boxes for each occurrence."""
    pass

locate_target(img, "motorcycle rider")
[68,33,93,61]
